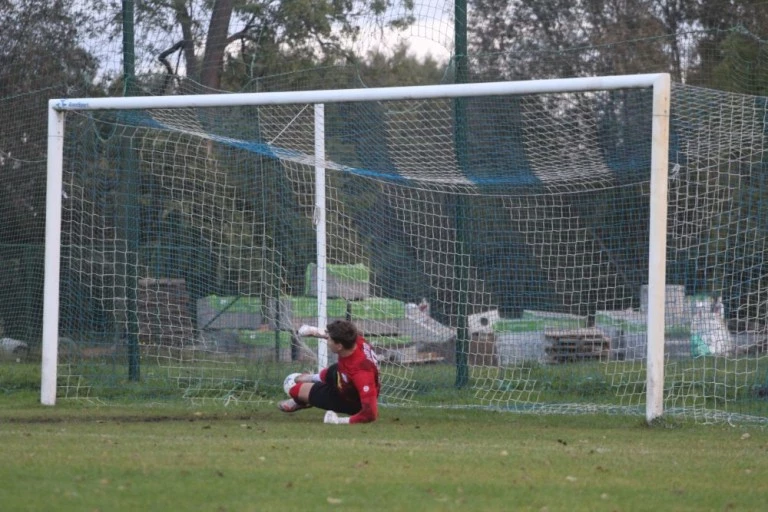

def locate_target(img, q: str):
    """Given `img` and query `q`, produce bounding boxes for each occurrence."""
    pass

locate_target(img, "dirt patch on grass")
[0,410,263,424]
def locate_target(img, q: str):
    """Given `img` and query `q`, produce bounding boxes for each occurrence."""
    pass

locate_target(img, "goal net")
[42,75,768,424]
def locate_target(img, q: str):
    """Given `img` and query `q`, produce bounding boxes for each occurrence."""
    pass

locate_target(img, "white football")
[283,372,302,395]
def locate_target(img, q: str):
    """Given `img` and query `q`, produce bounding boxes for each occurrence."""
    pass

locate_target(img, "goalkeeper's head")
[326,320,359,350]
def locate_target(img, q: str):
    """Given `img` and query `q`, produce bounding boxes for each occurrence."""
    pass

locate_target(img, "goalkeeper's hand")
[295,373,319,384]
[298,325,327,338]
[324,410,350,425]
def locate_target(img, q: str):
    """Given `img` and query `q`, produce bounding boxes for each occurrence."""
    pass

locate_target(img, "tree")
[708,31,768,95]
[110,0,415,93]
[0,0,100,340]
[355,42,446,86]
[648,0,693,82]
[469,0,674,81]
[0,0,99,243]
[680,2,768,87]
[0,0,98,96]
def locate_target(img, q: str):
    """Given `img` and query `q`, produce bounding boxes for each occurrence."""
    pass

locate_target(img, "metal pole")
[122,0,140,380]
[122,0,137,96]
[453,0,469,388]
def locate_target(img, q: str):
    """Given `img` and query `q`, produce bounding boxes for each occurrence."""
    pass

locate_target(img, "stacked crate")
[137,278,193,347]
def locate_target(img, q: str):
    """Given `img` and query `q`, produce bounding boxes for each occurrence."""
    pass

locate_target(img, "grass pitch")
[1,393,767,512]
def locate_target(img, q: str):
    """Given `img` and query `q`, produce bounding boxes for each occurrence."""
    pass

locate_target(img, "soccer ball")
[283,372,302,395]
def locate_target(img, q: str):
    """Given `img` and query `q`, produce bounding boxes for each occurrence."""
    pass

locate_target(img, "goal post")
[646,73,671,422]
[41,107,65,406]
[314,103,328,371]
[42,74,672,422]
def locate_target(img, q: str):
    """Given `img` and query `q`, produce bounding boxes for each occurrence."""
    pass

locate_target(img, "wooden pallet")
[544,327,611,363]
[137,278,194,347]
[469,332,498,366]
[376,343,444,365]
[399,352,445,365]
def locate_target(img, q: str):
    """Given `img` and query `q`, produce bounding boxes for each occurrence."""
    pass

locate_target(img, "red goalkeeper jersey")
[326,335,380,423]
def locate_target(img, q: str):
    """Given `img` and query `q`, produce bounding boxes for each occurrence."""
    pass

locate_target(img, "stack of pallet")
[137,278,194,347]
[544,328,611,363]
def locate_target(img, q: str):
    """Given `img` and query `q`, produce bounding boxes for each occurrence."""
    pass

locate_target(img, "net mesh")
[51,82,768,424]
[3,2,768,424]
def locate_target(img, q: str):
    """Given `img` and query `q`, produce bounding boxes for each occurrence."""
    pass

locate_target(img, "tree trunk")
[200,0,233,90]
[173,0,199,82]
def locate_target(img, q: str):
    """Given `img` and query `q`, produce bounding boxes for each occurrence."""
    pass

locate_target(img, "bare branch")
[158,40,186,75]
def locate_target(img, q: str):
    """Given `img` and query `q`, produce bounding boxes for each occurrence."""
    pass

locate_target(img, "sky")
[364,27,453,62]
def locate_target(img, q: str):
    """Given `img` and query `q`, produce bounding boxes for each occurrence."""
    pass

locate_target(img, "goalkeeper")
[279,320,380,424]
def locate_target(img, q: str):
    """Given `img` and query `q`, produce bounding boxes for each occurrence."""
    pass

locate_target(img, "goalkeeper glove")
[298,325,327,338]
[295,373,321,384]
[324,410,350,425]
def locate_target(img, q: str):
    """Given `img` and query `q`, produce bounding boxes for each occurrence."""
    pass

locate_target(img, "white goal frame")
[43,74,671,422]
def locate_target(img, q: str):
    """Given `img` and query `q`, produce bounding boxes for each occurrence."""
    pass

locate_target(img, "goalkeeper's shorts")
[308,364,361,415]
